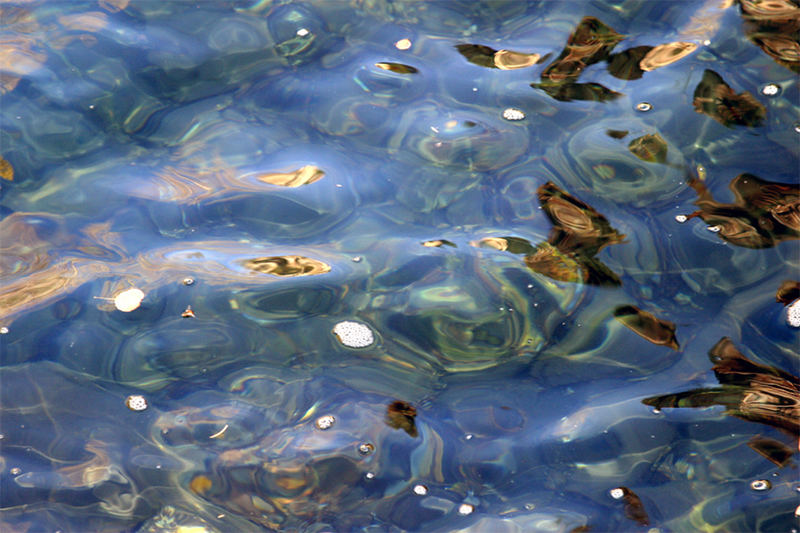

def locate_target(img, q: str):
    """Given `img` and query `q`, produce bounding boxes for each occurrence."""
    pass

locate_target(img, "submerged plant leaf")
[628,133,668,163]
[385,400,418,438]
[0,156,13,181]
[740,0,800,72]
[684,173,800,248]
[476,183,625,286]
[613,305,679,349]
[241,256,331,276]
[693,69,766,127]
[255,165,325,187]
[748,436,795,467]
[541,16,625,82]
[639,41,698,71]
[607,45,652,80]
[643,337,800,437]
[374,62,418,74]
[618,487,650,527]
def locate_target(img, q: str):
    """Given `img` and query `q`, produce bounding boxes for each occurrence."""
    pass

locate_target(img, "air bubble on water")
[10,467,21,475]
[527,284,533,289]
[706,225,721,233]
[332,320,375,348]
[296,28,309,37]
[395,38,412,50]
[502,108,525,121]
[675,215,688,223]
[750,479,770,491]
[458,503,474,515]
[413,484,428,496]
[365,472,375,479]
[786,299,800,328]
[636,102,652,112]
[652,408,661,414]
[465,434,473,440]
[609,488,625,499]
[0,326,7,334]
[126,394,148,411]
[352,256,362,262]
[760,83,780,96]
[358,442,375,455]
[315,415,335,430]
[794,123,800,134]
[182,277,194,286]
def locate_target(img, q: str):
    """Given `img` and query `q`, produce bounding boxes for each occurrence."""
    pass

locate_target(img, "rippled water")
[1,1,798,531]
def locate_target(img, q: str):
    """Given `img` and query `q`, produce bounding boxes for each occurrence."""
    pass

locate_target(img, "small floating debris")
[413,484,428,496]
[422,239,455,248]
[635,102,653,112]
[458,503,474,515]
[332,320,374,348]
[114,288,145,312]
[126,394,148,411]
[357,442,375,456]
[675,214,688,223]
[395,38,412,50]
[182,277,194,286]
[181,306,195,318]
[502,108,525,121]
[315,414,335,430]
[750,479,771,491]
[0,326,8,334]
[706,225,722,233]
[786,299,800,328]
[760,83,780,96]
[375,62,418,74]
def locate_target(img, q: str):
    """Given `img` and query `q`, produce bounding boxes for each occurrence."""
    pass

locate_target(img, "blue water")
[1,1,799,531]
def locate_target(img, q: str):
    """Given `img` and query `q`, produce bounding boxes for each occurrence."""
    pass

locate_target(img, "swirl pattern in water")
[0,1,798,532]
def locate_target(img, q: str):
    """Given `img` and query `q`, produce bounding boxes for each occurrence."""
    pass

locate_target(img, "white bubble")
[636,102,652,112]
[126,394,148,411]
[0,326,7,334]
[609,487,625,499]
[395,38,412,50]
[296,28,309,37]
[706,225,722,233]
[674,215,688,223]
[332,320,375,348]
[750,479,770,491]
[761,83,779,96]
[182,277,194,286]
[114,288,145,312]
[786,299,800,328]
[458,503,474,515]
[358,442,375,455]
[315,415,335,430]
[502,108,525,121]
[365,472,375,479]
[413,484,428,496]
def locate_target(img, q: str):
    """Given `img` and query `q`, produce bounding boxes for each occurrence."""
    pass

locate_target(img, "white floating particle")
[413,484,428,496]
[10,467,21,475]
[761,83,779,96]
[125,394,148,411]
[750,479,770,491]
[365,472,375,479]
[395,38,412,50]
[786,299,800,328]
[609,488,625,499]
[0,326,8,334]
[795,504,800,517]
[706,225,722,233]
[458,503,474,515]
[114,288,145,312]
[636,102,652,112]
[182,277,194,286]
[358,442,375,455]
[296,28,309,37]
[351,256,362,263]
[315,415,335,430]
[675,214,688,223]
[502,108,525,121]
[333,320,374,348]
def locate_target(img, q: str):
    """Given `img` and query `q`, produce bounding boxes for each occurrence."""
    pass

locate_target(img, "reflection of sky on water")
[1,0,798,531]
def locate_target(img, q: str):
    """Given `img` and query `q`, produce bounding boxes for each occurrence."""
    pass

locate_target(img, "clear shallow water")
[1,1,798,531]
